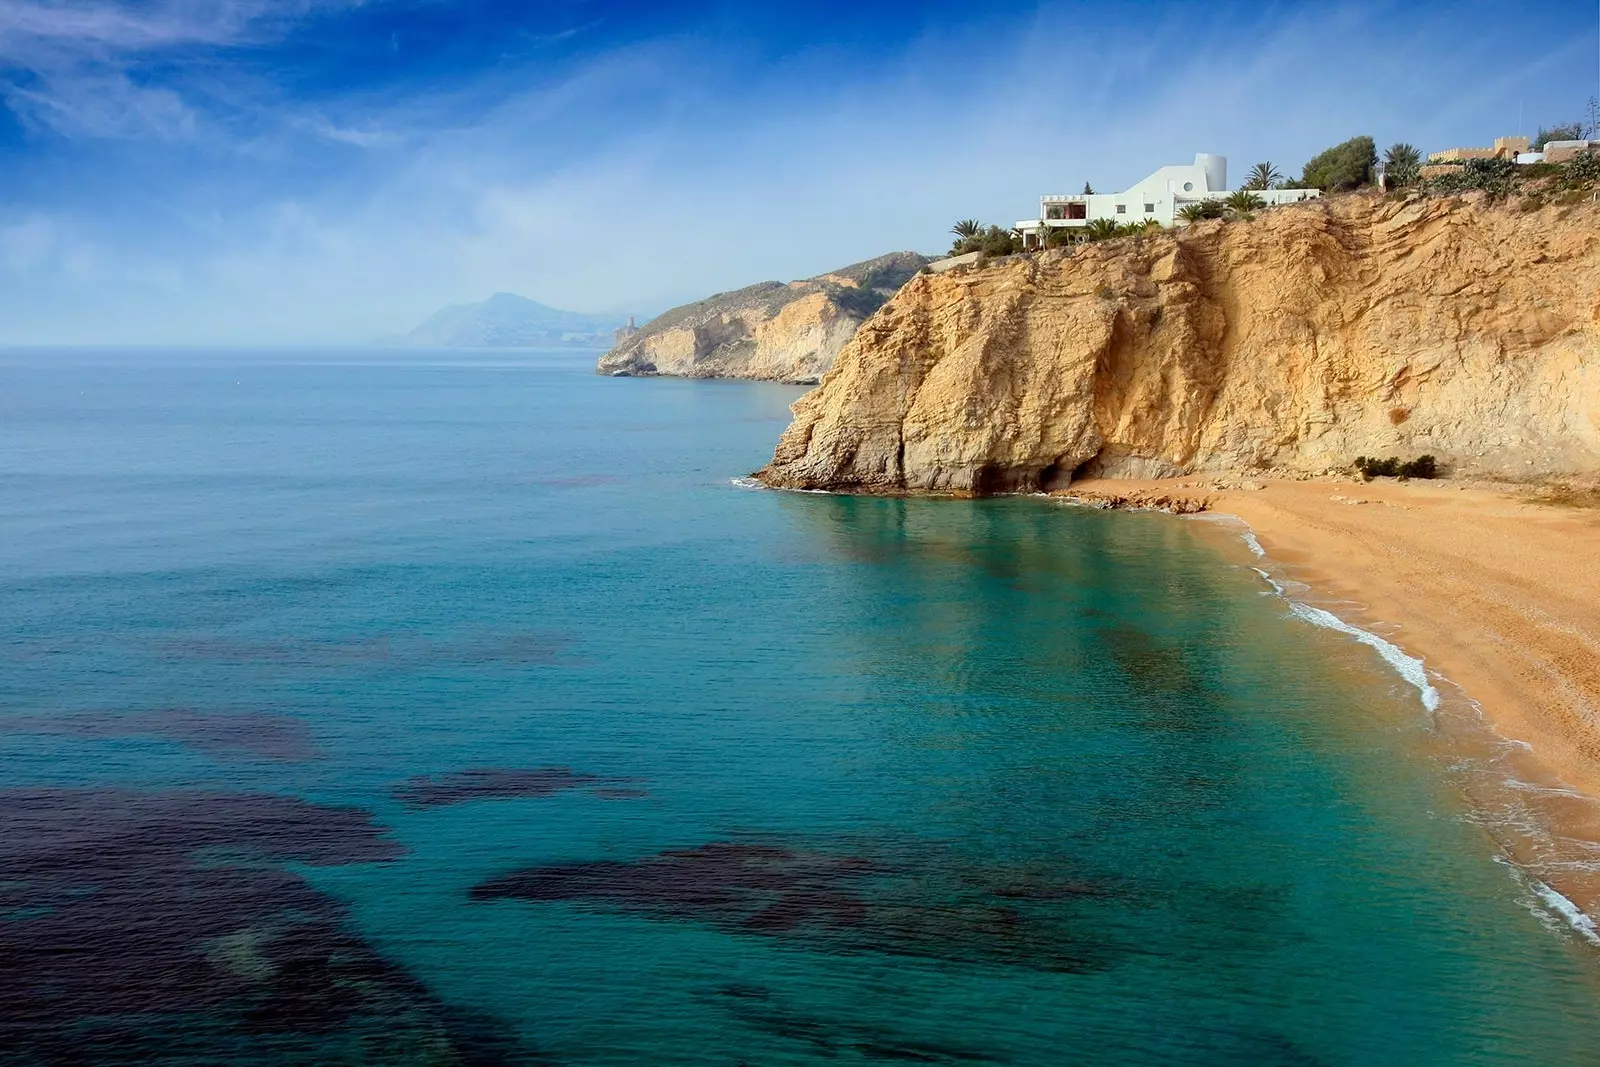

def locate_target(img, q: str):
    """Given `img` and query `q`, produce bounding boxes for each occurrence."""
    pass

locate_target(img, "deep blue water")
[2,347,1599,1066]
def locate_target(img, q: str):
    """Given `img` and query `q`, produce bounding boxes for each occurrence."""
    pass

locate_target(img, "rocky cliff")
[597,252,929,383]
[756,194,1600,492]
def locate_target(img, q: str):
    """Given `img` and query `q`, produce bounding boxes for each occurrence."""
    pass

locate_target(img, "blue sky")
[0,0,1597,344]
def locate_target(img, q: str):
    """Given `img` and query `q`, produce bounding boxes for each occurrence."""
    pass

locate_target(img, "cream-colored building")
[1428,136,1530,163]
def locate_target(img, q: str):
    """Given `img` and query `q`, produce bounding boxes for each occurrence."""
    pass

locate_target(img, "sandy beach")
[1066,475,1600,922]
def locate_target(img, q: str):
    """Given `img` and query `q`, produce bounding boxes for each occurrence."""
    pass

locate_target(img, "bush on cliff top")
[1302,136,1377,191]
[1423,157,1520,200]
[949,223,1022,258]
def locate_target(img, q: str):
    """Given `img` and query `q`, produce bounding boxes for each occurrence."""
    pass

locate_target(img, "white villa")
[1015,154,1319,248]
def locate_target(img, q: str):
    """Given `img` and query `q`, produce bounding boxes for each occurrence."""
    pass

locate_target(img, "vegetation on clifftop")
[1301,135,1378,191]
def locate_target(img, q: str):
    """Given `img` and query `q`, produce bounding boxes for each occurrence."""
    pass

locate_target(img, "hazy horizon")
[1,0,1597,345]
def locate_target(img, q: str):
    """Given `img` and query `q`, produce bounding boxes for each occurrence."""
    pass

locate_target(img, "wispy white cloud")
[1,0,1597,344]
[4,71,195,137]
[0,0,350,138]
[290,111,398,147]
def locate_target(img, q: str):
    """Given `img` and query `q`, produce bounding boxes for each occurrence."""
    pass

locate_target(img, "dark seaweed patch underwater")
[471,839,1118,975]
[0,788,533,1065]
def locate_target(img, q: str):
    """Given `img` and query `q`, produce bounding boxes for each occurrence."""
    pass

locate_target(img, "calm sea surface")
[2,347,1599,1066]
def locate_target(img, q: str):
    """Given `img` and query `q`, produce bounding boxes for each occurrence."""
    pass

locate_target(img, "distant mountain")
[392,293,631,347]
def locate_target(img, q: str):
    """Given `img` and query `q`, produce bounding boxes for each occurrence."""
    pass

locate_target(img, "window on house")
[1115,204,1126,214]
[1143,203,1155,213]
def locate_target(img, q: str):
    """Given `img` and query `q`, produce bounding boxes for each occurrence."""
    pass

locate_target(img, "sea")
[2,345,1599,1066]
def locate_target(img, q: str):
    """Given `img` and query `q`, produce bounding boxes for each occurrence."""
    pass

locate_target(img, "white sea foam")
[1501,778,1589,800]
[1249,557,1438,712]
[1286,601,1440,712]
[728,476,832,494]
[1528,874,1600,945]
[1251,567,1286,596]
[1240,530,1266,557]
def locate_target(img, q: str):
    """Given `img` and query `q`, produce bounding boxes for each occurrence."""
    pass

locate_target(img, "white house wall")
[1019,154,1318,234]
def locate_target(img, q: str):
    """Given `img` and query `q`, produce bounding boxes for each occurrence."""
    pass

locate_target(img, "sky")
[0,0,1597,344]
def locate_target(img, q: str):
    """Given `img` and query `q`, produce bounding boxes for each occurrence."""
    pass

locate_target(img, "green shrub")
[1354,455,1438,480]
[1355,456,1398,478]
[1564,152,1600,186]
[949,224,1023,258]
[1423,157,1519,200]
[1044,226,1079,249]
[1302,136,1377,191]
[1177,200,1228,223]
[1400,455,1438,479]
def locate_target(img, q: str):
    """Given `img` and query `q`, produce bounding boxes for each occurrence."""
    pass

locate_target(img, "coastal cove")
[4,348,1600,1064]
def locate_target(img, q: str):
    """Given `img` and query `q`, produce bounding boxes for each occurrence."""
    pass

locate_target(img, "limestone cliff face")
[597,252,928,383]
[757,194,1600,492]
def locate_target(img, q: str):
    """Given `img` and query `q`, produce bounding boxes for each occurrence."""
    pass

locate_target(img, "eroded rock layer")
[756,194,1600,492]
[598,252,929,383]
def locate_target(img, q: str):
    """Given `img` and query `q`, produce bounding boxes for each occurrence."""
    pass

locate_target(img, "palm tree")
[1115,220,1160,238]
[1044,226,1079,249]
[1224,190,1267,219]
[1383,143,1422,187]
[1246,162,1282,190]
[1082,181,1095,195]
[950,219,982,240]
[1177,204,1209,223]
[1083,218,1121,242]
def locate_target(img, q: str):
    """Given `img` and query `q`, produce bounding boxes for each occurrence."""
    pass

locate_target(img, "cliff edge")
[597,252,929,383]
[756,194,1600,492]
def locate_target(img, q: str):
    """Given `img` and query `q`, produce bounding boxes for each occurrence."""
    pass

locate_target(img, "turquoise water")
[2,347,1599,1065]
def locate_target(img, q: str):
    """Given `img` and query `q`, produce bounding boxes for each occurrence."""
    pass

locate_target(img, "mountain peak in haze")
[393,293,630,347]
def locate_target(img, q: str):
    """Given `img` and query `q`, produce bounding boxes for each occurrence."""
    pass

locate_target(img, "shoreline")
[1066,474,1600,939]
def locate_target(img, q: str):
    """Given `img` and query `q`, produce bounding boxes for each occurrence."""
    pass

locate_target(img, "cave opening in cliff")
[1039,461,1071,493]
[972,463,1011,497]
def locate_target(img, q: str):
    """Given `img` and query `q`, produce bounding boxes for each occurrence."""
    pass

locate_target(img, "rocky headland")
[755,193,1600,492]
[597,252,929,383]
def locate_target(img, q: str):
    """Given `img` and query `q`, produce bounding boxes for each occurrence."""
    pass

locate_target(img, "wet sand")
[1066,475,1600,925]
